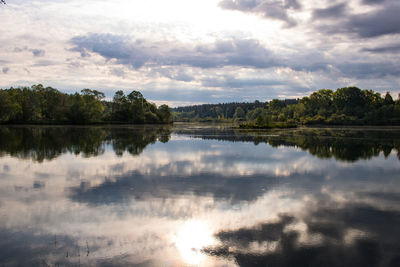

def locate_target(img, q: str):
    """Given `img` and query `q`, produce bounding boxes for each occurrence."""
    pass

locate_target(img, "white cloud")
[0,0,399,104]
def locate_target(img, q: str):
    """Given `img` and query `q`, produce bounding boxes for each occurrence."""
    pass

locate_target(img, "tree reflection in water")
[0,125,172,162]
[0,125,399,266]
[0,125,399,162]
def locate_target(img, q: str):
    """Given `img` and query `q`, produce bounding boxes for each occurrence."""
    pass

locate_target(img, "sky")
[1,0,400,106]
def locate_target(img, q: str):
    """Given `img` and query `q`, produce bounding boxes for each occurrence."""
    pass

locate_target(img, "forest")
[173,87,400,125]
[1,85,399,125]
[0,84,172,124]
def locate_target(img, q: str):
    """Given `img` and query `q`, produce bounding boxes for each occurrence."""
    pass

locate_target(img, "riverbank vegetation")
[173,87,400,126]
[0,85,172,124]
[1,85,399,126]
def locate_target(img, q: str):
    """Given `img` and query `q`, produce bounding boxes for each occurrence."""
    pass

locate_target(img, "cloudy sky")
[1,0,400,106]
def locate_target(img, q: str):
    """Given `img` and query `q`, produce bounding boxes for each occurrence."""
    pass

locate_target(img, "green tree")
[333,87,366,117]
[127,90,145,123]
[255,113,271,126]
[309,89,334,117]
[66,93,86,123]
[0,90,14,122]
[247,107,267,121]
[384,92,394,105]
[112,90,129,121]
[81,89,105,122]
[32,84,66,121]
[233,107,245,121]
[157,104,172,123]
[268,99,286,114]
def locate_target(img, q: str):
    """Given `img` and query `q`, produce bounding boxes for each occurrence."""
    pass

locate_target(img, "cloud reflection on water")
[0,125,399,266]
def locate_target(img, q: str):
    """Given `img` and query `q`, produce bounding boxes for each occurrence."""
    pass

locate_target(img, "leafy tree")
[32,84,66,121]
[309,89,334,117]
[333,87,366,117]
[247,107,267,121]
[384,92,394,105]
[127,90,145,123]
[255,113,271,126]
[0,90,15,121]
[157,104,172,123]
[233,107,245,121]
[80,89,105,122]
[66,93,86,123]
[268,99,286,114]
[112,90,129,121]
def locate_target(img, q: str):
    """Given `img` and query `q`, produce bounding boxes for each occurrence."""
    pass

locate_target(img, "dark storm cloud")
[2,67,9,74]
[347,4,400,38]
[312,3,347,20]
[218,0,301,27]
[284,0,301,9]
[31,49,45,57]
[361,43,400,53]
[68,46,91,57]
[33,181,45,189]
[338,61,400,78]
[13,46,46,57]
[321,2,400,38]
[69,33,335,78]
[362,0,386,5]
[13,47,27,52]
[69,28,400,85]
[70,33,280,69]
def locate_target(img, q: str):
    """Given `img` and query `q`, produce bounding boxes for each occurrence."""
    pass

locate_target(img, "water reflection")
[174,126,400,162]
[0,125,399,266]
[175,220,216,265]
[1,125,399,162]
[0,125,171,161]
[204,202,400,267]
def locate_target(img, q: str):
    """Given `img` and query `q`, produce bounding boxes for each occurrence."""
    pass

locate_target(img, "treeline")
[172,99,298,122]
[0,84,172,124]
[273,87,400,125]
[173,87,400,125]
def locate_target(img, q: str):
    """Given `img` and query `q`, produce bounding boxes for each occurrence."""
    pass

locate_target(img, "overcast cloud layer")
[1,0,400,105]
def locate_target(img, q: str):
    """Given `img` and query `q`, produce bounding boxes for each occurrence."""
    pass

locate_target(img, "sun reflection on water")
[174,220,216,265]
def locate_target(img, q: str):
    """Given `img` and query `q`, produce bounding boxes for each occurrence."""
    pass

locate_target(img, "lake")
[0,124,399,266]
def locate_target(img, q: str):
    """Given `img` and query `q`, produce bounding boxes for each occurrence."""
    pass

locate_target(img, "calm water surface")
[0,124,399,266]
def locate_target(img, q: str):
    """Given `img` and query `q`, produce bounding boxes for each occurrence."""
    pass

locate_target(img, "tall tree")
[157,104,172,123]
[233,107,245,121]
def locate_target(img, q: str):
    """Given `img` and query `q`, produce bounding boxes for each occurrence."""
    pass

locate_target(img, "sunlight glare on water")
[0,125,400,266]
[174,220,216,265]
